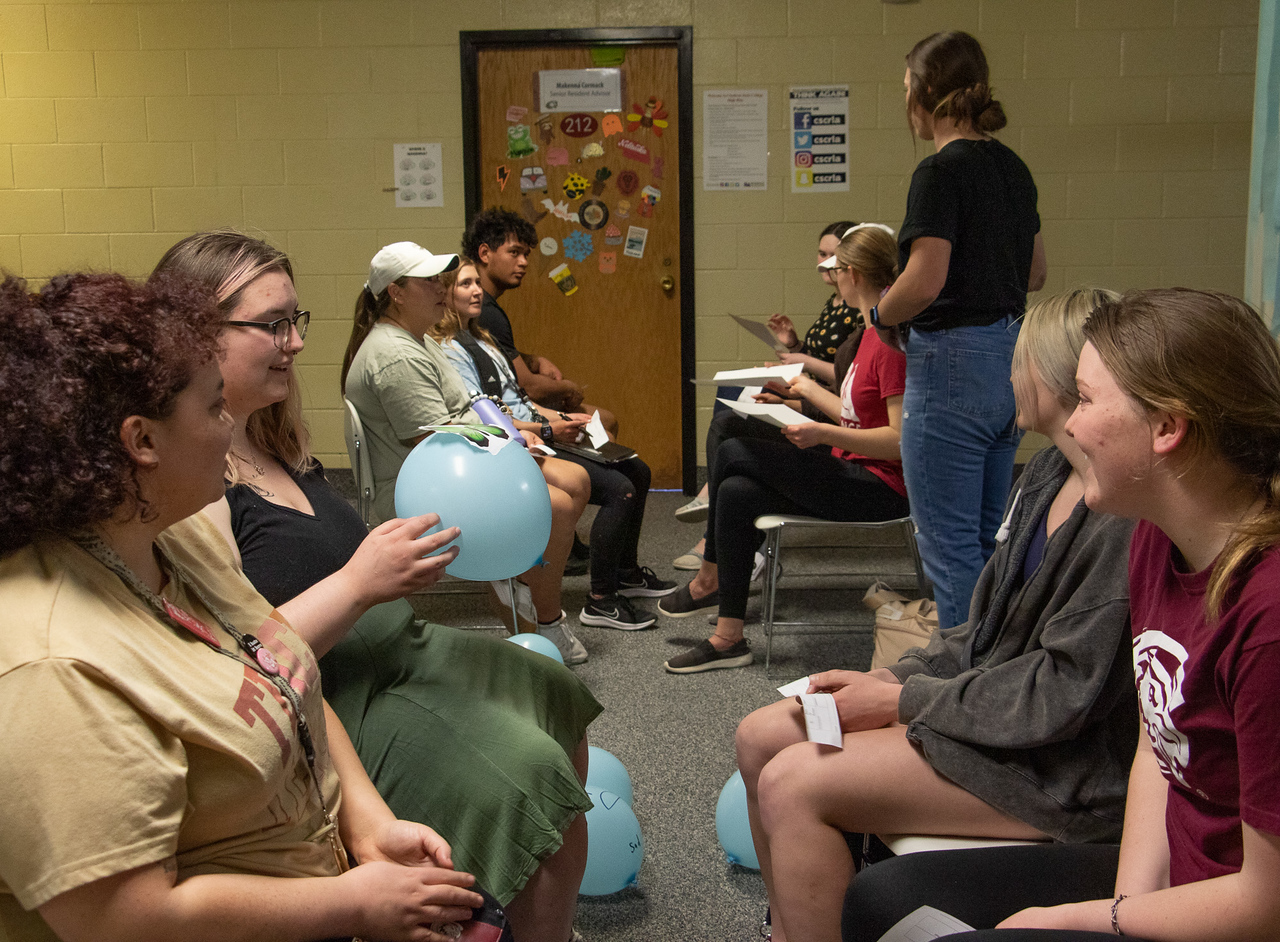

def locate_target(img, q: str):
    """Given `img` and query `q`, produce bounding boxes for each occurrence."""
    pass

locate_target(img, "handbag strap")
[453,329,506,400]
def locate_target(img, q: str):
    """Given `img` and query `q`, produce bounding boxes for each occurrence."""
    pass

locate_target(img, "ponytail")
[341,284,389,391]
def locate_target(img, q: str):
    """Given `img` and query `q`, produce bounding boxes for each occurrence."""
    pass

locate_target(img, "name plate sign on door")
[538,69,622,113]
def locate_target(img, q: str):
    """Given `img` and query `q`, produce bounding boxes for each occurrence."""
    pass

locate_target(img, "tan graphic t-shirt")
[0,514,344,938]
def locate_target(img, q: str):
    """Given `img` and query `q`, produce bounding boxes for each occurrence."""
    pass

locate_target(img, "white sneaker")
[752,551,767,582]
[538,611,588,664]
[674,494,709,523]
[492,579,536,623]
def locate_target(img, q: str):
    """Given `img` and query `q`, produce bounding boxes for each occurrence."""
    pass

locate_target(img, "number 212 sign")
[560,114,598,138]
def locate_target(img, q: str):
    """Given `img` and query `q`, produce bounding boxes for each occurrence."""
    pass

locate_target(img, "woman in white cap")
[342,241,592,664]
[659,224,909,673]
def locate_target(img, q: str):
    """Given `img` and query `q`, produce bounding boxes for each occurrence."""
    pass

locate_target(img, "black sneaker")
[663,638,753,673]
[658,582,720,618]
[617,565,678,598]
[579,593,656,630]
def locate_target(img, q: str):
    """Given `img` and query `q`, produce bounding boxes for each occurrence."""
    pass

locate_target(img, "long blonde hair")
[1084,288,1280,618]
[427,258,498,348]
[1011,288,1118,420]
[151,229,312,481]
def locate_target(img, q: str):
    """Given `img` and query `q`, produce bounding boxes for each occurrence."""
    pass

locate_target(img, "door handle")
[660,275,675,292]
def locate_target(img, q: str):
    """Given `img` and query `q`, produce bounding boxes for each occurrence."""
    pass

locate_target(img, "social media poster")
[790,85,850,194]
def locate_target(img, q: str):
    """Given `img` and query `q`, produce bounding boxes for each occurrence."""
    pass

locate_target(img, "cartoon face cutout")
[507,124,537,159]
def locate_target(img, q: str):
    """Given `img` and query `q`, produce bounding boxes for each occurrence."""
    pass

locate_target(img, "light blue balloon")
[394,429,552,581]
[581,787,643,895]
[715,770,760,869]
[506,632,565,665]
[586,746,634,806]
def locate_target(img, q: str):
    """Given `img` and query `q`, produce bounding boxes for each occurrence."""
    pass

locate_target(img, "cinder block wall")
[0,0,1257,468]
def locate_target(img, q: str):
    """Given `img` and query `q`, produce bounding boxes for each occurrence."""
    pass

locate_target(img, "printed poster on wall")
[789,86,849,194]
[702,89,769,190]
[393,143,443,207]
[538,69,622,113]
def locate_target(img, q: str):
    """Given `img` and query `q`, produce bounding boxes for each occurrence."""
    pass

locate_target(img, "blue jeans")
[901,317,1022,630]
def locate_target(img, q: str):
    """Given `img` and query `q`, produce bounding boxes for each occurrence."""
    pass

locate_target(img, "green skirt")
[320,599,602,905]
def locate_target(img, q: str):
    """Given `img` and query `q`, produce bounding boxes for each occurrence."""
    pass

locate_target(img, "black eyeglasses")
[225,310,310,349]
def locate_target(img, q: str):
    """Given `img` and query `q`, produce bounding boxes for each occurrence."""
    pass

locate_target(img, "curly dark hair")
[461,207,538,261]
[0,272,222,555]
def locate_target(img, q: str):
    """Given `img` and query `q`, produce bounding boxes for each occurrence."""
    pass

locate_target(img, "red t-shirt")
[1128,520,1280,885]
[831,328,907,496]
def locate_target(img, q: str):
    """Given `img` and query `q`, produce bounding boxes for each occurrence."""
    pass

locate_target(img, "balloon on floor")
[506,632,565,664]
[586,746,634,806]
[581,786,643,895]
[395,426,551,581]
[715,770,760,869]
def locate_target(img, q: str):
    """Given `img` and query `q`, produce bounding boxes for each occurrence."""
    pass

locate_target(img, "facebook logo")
[793,111,813,130]
[794,131,812,149]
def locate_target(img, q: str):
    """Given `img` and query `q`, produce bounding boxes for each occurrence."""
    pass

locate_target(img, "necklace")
[234,451,267,478]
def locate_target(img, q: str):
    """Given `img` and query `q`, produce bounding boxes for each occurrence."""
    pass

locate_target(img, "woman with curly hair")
[154,230,600,942]
[0,272,484,941]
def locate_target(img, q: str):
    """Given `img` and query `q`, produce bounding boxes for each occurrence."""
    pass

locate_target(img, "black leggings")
[841,844,1146,942]
[704,437,909,620]
[557,452,651,595]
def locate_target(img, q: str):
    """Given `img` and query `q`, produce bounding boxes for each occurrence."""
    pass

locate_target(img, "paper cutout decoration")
[506,105,528,122]
[560,113,598,138]
[652,156,664,179]
[541,197,580,224]
[581,142,605,160]
[626,96,669,136]
[639,184,661,216]
[539,237,558,256]
[549,263,577,296]
[604,223,623,245]
[601,114,625,138]
[562,230,593,262]
[617,138,650,163]
[579,199,608,230]
[592,167,612,194]
[562,173,590,200]
[546,146,570,166]
[520,166,548,193]
[599,251,617,274]
[623,225,648,259]
[507,124,537,159]
[496,165,511,191]
[535,113,555,144]
[616,169,640,195]
[638,199,653,217]
[520,196,548,226]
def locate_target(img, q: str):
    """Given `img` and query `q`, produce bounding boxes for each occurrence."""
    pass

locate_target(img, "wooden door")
[463,31,692,489]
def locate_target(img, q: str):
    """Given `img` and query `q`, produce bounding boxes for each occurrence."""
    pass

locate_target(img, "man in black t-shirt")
[463,208,618,434]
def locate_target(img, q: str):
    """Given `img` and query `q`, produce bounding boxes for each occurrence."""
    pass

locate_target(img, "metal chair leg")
[763,527,783,674]
[506,576,520,631]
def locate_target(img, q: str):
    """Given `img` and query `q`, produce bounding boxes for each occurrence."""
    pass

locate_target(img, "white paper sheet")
[776,676,810,697]
[716,397,801,429]
[797,693,842,747]
[732,315,787,352]
[877,906,974,942]
[703,89,769,190]
[585,411,610,448]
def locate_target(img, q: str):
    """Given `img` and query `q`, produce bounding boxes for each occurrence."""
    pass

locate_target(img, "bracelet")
[1110,894,1127,936]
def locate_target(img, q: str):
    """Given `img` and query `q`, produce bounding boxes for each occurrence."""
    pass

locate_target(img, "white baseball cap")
[366,242,460,296]
[817,223,897,269]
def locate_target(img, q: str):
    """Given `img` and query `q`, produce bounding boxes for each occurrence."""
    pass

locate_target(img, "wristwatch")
[868,304,883,328]
[540,420,554,445]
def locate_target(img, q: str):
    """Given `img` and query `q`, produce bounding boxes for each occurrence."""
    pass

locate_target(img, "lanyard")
[72,531,347,871]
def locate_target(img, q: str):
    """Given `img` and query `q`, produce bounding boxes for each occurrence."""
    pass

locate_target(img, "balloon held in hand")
[395,428,552,581]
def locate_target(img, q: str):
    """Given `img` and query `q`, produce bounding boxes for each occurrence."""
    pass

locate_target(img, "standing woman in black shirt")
[870,31,1047,630]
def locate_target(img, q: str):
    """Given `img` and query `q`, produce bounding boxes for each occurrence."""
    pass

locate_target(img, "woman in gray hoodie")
[735,288,1138,942]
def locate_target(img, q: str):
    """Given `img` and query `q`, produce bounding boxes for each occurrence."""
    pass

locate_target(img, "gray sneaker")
[580,593,657,630]
[663,638,752,673]
[674,494,709,522]
[538,611,588,664]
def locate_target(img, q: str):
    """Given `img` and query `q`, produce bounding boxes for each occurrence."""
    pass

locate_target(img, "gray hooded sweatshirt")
[888,446,1138,843]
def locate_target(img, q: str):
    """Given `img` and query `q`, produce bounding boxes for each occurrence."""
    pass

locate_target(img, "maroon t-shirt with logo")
[1128,520,1280,885]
